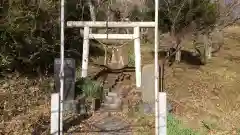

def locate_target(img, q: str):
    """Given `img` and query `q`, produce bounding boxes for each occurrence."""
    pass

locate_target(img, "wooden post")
[159,61,164,92]
[134,26,141,88]
[81,26,90,77]
[51,93,60,135]
[104,46,107,65]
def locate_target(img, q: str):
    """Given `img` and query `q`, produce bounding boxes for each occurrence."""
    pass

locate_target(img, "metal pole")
[154,0,159,134]
[60,0,65,134]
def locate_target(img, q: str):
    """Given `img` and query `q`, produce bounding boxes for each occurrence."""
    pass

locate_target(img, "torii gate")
[66,21,155,88]
[54,0,167,135]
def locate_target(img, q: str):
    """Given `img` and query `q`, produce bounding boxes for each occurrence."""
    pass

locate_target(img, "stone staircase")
[102,91,122,113]
[101,73,131,113]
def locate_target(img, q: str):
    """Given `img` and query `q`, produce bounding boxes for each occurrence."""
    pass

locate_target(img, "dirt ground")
[142,26,240,134]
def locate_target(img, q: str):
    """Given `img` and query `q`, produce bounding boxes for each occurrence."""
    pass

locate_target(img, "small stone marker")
[54,58,76,114]
[141,64,155,104]
[141,64,172,114]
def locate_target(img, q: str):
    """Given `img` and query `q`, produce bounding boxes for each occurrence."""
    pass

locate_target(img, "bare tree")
[156,0,219,65]
[88,0,96,21]
[217,0,240,27]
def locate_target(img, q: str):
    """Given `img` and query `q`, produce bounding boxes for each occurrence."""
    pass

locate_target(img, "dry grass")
[1,75,53,135]
[157,26,240,134]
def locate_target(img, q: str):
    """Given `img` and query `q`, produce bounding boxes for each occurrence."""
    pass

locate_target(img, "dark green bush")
[0,0,88,74]
[75,77,103,99]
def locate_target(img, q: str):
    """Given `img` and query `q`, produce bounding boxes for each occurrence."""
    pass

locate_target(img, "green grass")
[75,77,103,99]
[167,114,201,135]
[237,129,240,135]
[133,112,201,135]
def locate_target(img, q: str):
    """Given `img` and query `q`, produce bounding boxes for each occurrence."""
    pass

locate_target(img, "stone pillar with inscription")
[54,58,76,115]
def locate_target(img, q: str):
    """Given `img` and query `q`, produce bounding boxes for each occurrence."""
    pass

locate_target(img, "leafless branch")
[172,0,188,29]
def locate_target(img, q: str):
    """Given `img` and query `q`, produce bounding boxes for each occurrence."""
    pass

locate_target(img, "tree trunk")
[87,0,96,33]
[88,0,96,21]
[175,49,181,62]
[170,26,182,63]
[204,34,212,59]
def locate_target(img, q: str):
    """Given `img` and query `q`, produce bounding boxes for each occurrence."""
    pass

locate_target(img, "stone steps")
[102,92,122,112]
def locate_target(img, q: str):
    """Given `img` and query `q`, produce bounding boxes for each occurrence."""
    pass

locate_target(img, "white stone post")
[51,93,60,135]
[81,26,90,77]
[134,26,141,88]
[159,92,167,135]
